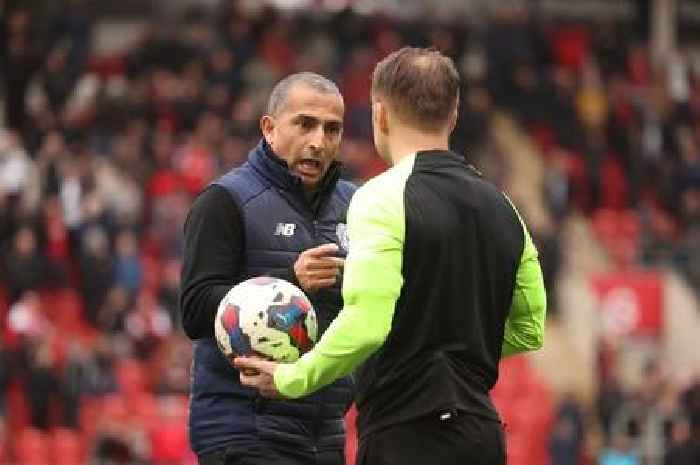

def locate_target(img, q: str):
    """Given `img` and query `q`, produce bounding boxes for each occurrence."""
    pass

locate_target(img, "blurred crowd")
[548,357,700,465]
[1,1,700,464]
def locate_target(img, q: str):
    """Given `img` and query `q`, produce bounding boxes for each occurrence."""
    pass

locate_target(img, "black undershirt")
[179,185,298,340]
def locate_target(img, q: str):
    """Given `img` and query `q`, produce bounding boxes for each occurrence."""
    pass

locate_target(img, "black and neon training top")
[274,150,546,437]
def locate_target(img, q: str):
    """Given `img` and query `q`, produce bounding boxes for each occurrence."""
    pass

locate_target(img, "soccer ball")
[214,277,318,363]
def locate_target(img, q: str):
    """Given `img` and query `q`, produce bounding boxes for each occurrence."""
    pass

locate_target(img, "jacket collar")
[248,138,342,201]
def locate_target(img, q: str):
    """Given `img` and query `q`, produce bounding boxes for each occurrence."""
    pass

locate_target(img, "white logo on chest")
[274,223,297,236]
[336,223,349,251]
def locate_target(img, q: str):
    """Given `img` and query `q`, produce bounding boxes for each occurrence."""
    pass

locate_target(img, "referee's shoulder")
[353,168,394,202]
[360,162,406,191]
[349,167,406,220]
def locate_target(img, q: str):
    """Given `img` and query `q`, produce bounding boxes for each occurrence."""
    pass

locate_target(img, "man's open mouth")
[297,159,322,176]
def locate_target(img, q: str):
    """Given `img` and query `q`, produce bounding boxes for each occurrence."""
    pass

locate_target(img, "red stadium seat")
[129,393,159,429]
[40,288,86,335]
[50,428,84,465]
[600,157,629,211]
[88,54,126,78]
[15,428,49,465]
[158,395,187,422]
[79,396,101,439]
[148,395,189,464]
[494,357,554,465]
[591,209,640,269]
[150,422,188,464]
[116,359,149,396]
[99,394,129,425]
[552,25,590,73]
[528,124,556,156]
[6,380,30,436]
[141,256,163,294]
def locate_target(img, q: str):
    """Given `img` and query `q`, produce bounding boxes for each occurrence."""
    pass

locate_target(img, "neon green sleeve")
[273,158,413,398]
[501,205,547,357]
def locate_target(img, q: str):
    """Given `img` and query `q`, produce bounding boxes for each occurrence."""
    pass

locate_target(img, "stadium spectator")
[90,420,139,465]
[23,337,58,430]
[82,337,119,396]
[79,225,114,324]
[113,230,142,297]
[599,433,640,465]
[6,289,42,341]
[549,393,586,465]
[156,258,182,329]
[125,291,172,360]
[664,411,700,465]
[1,226,47,302]
[154,336,191,396]
[96,286,130,335]
[60,341,89,429]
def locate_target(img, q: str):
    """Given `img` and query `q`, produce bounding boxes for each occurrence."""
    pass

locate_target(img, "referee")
[236,47,547,465]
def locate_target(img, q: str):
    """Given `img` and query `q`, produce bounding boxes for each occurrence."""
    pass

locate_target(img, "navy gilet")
[188,140,356,455]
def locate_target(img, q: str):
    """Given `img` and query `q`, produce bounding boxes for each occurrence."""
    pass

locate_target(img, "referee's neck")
[389,127,449,166]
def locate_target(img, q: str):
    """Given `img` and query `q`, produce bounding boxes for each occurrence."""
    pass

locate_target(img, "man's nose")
[308,125,325,151]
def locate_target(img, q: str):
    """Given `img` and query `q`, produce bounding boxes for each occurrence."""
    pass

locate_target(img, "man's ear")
[448,105,459,134]
[260,115,275,144]
[447,97,459,134]
[374,101,390,135]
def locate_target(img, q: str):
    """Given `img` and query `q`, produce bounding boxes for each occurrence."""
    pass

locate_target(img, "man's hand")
[294,243,344,292]
[234,356,284,399]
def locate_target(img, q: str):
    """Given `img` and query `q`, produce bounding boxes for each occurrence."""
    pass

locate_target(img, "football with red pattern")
[214,277,318,363]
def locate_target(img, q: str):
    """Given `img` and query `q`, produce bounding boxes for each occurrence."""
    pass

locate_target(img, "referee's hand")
[294,243,344,292]
[235,356,283,399]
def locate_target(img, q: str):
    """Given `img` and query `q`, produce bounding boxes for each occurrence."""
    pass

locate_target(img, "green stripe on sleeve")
[501,198,547,357]
[274,155,415,398]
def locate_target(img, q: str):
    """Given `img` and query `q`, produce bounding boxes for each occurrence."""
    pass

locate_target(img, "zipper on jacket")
[311,219,321,244]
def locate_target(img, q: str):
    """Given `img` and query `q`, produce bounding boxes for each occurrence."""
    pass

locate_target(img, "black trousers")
[197,443,345,465]
[357,411,506,465]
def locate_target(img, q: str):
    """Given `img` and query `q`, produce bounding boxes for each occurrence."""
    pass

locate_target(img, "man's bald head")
[267,72,341,116]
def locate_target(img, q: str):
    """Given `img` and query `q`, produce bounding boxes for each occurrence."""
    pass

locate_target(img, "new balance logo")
[274,223,296,236]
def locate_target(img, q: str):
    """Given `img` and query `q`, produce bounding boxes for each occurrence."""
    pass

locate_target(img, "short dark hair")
[372,47,460,132]
[267,72,341,116]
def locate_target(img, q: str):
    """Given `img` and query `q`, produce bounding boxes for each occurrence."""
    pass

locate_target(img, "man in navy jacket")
[180,72,356,465]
